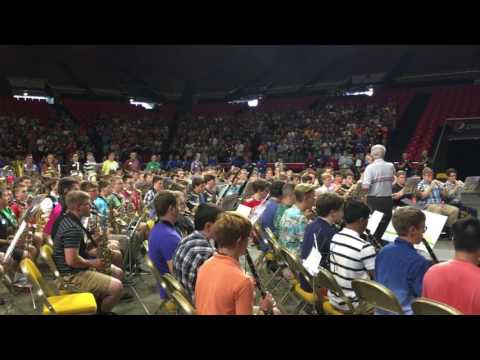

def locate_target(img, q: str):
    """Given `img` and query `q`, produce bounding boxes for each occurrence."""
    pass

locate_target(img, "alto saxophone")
[96,223,113,275]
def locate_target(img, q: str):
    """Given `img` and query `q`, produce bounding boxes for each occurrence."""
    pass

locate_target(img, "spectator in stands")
[422,218,480,315]
[145,154,161,172]
[102,152,119,176]
[375,206,432,315]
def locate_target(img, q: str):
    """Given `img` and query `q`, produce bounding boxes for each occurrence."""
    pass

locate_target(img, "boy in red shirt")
[423,218,480,315]
[242,179,270,209]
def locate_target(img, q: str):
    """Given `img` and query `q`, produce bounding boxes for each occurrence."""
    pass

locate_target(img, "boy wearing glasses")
[375,206,433,314]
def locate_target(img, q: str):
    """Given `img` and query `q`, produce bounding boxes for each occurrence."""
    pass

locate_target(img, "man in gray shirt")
[362,144,396,239]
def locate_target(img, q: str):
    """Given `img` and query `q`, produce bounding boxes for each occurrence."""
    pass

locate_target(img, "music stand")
[403,176,421,195]
[382,210,447,262]
[463,176,480,194]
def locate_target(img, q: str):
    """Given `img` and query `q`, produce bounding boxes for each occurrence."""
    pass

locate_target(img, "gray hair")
[371,144,386,160]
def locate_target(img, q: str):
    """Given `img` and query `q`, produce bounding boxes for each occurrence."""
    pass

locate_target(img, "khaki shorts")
[64,271,112,300]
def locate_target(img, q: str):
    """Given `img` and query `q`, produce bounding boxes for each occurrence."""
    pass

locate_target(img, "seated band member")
[392,170,411,207]
[171,190,194,238]
[273,183,296,238]
[301,193,344,292]
[107,177,124,213]
[444,168,477,219]
[144,175,164,218]
[203,174,217,204]
[10,185,28,221]
[0,188,36,279]
[195,212,275,315]
[315,173,335,196]
[328,200,375,312]
[416,167,459,229]
[258,181,285,251]
[375,206,432,315]
[186,176,206,213]
[39,178,59,225]
[148,191,182,300]
[172,203,223,299]
[52,191,124,314]
[242,179,270,209]
[94,180,112,230]
[43,177,81,239]
[80,181,123,268]
[423,218,480,315]
[278,184,315,256]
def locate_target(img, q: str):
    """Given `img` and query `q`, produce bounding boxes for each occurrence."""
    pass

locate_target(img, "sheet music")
[463,176,480,193]
[236,204,253,219]
[382,210,447,253]
[367,211,384,235]
[303,233,322,276]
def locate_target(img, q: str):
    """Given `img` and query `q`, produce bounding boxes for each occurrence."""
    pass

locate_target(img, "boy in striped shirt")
[329,200,376,312]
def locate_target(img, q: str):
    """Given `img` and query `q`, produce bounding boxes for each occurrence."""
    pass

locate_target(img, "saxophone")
[96,222,113,276]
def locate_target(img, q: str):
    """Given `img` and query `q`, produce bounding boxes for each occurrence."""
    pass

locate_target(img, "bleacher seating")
[406,85,480,160]
[0,96,54,125]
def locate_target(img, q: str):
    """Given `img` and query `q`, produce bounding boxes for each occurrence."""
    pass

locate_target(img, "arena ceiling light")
[129,98,155,110]
[344,87,374,97]
[247,99,259,107]
[13,92,54,104]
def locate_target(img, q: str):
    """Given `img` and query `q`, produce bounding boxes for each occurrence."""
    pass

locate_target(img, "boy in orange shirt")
[195,212,276,315]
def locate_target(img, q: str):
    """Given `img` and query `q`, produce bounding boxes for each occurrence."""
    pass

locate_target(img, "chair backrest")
[351,279,404,315]
[264,227,283,260]
[162,273,192,303]
[170,290,196,315]
[20,258,57,313]
[40,244,61,280]
[315,266,355,313]
[280,247,313,286]
[411,298,463,315]
[144,255,170,295]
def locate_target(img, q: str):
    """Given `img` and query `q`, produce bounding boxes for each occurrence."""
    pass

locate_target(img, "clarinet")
[422,238,439,264]
[245,249,274,315]
[364,228,383,251]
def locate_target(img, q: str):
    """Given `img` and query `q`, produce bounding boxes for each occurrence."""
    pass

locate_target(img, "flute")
[245,249,274,315]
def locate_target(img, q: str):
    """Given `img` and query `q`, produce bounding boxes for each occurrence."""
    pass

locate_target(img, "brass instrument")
[12,160,24,178]
[335,185,349,197]
[345,181,368,203]
[96,223,113,275]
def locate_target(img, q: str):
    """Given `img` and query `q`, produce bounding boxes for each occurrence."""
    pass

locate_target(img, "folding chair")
[144,256,176,314]
[170,290,196,315]
[162,273,194,305]
[411,298,463,315]
[351,279,404,315]
[262,228,291,292]
[40,244,77,294]
[20,258,97,315]
[314,267,358,315]
[279,247,320,314]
